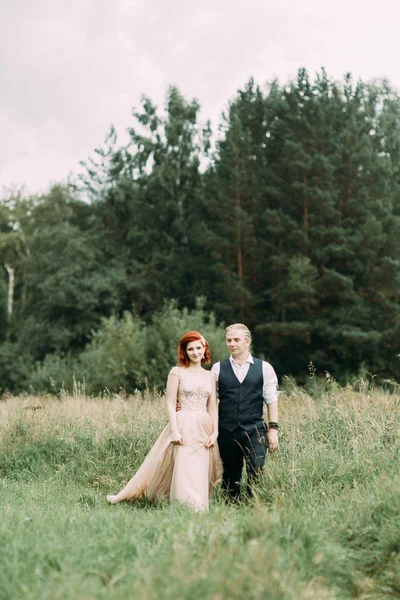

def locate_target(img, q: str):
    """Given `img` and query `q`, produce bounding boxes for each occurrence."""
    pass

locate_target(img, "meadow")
[0,382,399,600]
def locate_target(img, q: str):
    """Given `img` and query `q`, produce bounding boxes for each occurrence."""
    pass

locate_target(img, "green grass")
[0,388,399,599]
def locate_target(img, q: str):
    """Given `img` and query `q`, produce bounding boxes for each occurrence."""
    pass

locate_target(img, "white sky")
[1,0,399,195]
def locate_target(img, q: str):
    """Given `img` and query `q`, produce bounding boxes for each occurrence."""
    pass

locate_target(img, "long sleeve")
[262,361,279,405]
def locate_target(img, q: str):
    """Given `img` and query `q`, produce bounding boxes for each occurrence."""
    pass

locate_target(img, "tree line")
[1,68,400,394]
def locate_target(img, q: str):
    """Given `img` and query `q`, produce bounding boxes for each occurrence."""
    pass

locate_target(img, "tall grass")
[0,386,399,599]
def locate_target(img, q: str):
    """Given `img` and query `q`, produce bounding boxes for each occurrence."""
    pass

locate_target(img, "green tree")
[124,87,212,313]
[15,186,122,360]
[206,79,271,323]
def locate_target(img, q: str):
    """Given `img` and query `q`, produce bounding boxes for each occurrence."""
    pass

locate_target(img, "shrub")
[30,299,227,394]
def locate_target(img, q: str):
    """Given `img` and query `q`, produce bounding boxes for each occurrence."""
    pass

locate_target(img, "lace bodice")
[173,368,212,412]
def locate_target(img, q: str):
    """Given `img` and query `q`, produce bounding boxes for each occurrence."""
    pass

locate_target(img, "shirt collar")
[229,353,254,368]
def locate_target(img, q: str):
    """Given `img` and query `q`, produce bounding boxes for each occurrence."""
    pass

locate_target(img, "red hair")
[177,331,211,367]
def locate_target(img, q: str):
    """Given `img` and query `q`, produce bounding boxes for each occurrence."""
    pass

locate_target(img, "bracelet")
[268,422,279,430]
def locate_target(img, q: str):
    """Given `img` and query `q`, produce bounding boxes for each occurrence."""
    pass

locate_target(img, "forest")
[1,68,400,394]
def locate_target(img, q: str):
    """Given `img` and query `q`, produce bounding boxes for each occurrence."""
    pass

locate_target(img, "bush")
[79,311,148,393]
[30,299,227,394]
[0,342,34,395]
[29,353,84,395]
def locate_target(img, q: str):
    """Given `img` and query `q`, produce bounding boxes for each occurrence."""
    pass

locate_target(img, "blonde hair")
[225,323,252,342]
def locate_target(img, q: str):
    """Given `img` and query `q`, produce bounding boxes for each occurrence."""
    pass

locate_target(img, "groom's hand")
[268,429,279,452]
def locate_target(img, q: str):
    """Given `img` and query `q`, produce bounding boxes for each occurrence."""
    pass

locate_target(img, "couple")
[107,323,279,511]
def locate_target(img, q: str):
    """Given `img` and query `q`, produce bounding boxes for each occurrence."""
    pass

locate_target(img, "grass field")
[0,384,399,600]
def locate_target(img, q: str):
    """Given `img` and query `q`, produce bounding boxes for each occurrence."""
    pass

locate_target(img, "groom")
[211,323,279,498]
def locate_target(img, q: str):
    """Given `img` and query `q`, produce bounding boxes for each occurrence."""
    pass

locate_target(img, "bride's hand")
[170,431,183,445]
[205,434,218,448]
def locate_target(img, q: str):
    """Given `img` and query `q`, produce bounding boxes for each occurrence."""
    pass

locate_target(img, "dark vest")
[218,358,264,432]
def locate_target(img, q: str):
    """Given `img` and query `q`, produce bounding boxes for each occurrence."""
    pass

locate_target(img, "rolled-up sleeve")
[262,362,279,404]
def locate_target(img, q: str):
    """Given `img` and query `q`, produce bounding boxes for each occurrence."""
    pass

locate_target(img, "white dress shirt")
[211,354,279,405]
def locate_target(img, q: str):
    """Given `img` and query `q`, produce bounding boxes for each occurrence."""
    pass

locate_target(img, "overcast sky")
[1,0,400,195]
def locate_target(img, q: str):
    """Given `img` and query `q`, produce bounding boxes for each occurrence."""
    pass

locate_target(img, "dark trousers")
[218,426,268,498]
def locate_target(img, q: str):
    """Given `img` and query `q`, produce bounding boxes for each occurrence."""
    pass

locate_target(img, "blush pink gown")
[107,368,222,511]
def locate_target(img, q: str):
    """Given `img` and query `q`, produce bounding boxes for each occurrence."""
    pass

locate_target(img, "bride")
[107,331,222,511]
